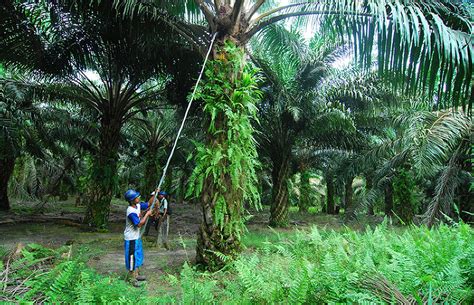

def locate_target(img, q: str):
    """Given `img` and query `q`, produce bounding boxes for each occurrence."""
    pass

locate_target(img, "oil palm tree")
[335,89,472,225]
[395,109,472,226]
[112,0,472,267]
[253,25,370,225]
[126,109,178,193]
[315,67,395,216]
[0,77,35,210]
[252,26,327,226]
[0,73,94,209]
[4,0,472,267]
[0,0,200,228]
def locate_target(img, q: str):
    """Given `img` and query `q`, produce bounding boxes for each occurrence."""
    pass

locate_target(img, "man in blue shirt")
[123,189,156,286]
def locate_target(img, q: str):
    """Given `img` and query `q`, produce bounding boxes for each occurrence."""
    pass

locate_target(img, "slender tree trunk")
[143,147,159,195]
[384,181,393,216]
[326,174,335,214]
[269,155,291,226]
[366,175,375,215]
[85,115,122,229]
[459,147,473,223]
[344,176,354,213]
[177,168,187,203]
[164,165,173,193]
[299,170,311,214]
[0,157,15,211]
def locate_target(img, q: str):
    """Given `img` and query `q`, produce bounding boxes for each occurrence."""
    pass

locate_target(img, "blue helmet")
[158,191,167,196]
[124,189,140,202]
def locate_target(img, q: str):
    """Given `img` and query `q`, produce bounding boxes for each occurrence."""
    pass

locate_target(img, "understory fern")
[175,222,473,304]
[1,244,167,304]
[22,259,149,304]
[2,224,472,304]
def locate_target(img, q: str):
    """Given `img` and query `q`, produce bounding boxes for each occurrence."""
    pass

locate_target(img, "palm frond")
[423,150,464,228]
[247,0,473,110]
[401,110,472,177]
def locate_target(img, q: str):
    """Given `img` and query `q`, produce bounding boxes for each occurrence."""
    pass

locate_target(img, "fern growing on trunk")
[187,41,262,270]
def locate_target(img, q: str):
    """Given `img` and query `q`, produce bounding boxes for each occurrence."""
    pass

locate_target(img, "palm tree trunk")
[366,176,375,215]
[384,181,393,216]
[0,157,15,211]
[143,148,159,195]
[326,174,335,214]
[85,115,122,229]
[196,172,242,270]
[344,176,354,213]
[164,165,173,193]
[177,168,187,203]
[299,170,311,213]
[195,40,259,270]
[269,155,291,227]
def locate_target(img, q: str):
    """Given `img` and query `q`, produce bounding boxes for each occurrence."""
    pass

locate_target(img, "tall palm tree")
[0,73,93,209]
[112,0,472,267]
[337,91,472,225]
[126,109,178,193]
[33,104,96,201]
[253,26,333,225]
[0,0,200,228]
[395,110,472,226]
[253,25,369,225]
[0,77,35,210]
[315,68,395,216]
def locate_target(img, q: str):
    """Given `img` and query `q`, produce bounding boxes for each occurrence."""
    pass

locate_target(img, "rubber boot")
[135,269,146,281]
[127,271,140,287]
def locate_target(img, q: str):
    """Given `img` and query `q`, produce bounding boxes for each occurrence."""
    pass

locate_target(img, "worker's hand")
[155,188,160,194]
[145,209,153,217]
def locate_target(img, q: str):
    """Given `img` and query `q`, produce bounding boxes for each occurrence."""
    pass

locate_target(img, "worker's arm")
[128,210,152,228]
[140,202,149,210]
[137,210,153,228]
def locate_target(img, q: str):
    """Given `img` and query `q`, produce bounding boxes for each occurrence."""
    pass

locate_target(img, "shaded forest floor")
[0,198,385,296]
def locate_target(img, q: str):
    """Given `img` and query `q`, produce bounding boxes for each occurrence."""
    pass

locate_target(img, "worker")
[123,188,156,286]
[156,191,170,249]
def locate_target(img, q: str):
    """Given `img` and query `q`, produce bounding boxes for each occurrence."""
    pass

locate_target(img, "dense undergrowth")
[1,222,472,304]
[173,222,473,304]
[0,244,172,304]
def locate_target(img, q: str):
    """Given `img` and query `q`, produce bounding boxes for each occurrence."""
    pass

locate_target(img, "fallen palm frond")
[360,274,417,305]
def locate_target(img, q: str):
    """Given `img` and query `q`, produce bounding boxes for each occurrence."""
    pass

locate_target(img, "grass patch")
[243,228,300,250]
